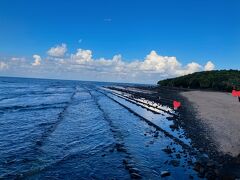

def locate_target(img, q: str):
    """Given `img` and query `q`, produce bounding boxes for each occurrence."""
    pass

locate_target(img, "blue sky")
[0,0,239,83]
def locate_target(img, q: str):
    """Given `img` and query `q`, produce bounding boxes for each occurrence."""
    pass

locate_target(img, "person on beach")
[238,96,240,102]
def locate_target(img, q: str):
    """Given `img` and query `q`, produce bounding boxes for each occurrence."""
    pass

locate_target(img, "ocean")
[0,77,197,179]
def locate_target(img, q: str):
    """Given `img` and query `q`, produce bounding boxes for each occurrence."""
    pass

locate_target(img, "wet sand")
[181,90,240,157]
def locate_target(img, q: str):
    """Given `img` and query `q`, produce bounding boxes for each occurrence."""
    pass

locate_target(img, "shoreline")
[107,85,240,179]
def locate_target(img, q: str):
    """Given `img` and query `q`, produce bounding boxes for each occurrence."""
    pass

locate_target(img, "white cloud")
[66,49,213,82]
[32,55,41,66]
[11,57,25,62]
[1,46,216,83]
[47,43,67,57]
[204,61,215,71]
[71,49,93,63]
[0,61,8,70]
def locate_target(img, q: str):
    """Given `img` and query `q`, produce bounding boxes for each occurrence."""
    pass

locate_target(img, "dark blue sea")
[0,77,198,179]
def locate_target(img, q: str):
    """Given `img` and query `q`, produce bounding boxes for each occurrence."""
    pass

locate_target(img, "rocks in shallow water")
[193,158,219,179]
[161,171,171,177]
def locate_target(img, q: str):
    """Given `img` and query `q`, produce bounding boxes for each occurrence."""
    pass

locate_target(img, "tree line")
[157,70,240,92]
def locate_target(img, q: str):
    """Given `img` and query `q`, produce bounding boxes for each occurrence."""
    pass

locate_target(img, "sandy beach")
[181,90,240,157]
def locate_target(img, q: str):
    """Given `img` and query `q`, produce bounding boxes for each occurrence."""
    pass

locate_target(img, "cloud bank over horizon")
[0,43,215,84]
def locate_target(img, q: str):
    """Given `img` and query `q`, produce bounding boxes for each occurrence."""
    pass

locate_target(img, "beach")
[109,85,240,178]
[181,90,240,157]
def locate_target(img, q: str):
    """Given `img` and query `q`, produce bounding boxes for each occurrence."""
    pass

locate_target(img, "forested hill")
[157,70,240,92]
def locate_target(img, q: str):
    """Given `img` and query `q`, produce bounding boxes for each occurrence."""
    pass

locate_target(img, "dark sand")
[181,90,240,157]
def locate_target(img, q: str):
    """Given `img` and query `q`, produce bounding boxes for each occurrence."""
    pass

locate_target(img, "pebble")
[161,171,171,177]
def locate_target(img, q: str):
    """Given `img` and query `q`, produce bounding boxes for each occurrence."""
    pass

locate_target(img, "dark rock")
[176,153,181,159]
[189,175,194,179]
[130,172,141,179]
[193,162,202,172]
[161,171,171,177]
[153,131,159,137]
[205,171,216,179]
[36,140,42,146]
[196,154,209,166]
[126,163,134,169]
[123,159,128,165]
[129,167,140,173]
[206,160,215,167]
[199,167,205,174]
[149,140,154,144]
[170,124,177,130]
[115,143,127,152]
[109,148,114,152]
[170,160,180,167]
[162,147,172,154]
[214,169,220,176]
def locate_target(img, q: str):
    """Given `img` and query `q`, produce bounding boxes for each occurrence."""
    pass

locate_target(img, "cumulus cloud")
[0,61,8,70]
[64,49,213,82]
[204,61,215,71]
[71,49,93,63]
[32,55,41,66]
[47,43,67,57]
[1,45,215,83]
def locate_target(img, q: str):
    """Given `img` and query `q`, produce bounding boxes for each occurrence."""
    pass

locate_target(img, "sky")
[0,0,239,83]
